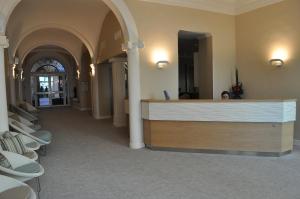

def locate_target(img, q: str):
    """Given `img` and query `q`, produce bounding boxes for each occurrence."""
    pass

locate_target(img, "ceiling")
[140,0,284,15]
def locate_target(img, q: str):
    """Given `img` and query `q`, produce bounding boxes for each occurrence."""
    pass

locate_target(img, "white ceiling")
[140,0,284,15]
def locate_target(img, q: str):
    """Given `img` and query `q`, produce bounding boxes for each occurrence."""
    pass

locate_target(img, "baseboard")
[74,106,91,111]
[294,139,300,147]
[80,108,91,111]
[94,115,112,120]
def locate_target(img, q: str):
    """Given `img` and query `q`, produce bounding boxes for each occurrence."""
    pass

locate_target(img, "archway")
[30,58,68,107]
[12,24,94,60]
[1,0,144,149]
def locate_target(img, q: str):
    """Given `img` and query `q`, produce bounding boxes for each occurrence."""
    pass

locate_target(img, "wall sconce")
[152,48,169,69]
[90,64,95,77]
[156,61,169,69]
[76,69,80,79]
[20,69,24,81]
[12,64,16,79]
[269,59,284,67]
[270,48,288,67]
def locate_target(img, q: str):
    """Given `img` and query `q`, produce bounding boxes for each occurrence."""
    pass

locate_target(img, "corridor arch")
[2,0,144,149]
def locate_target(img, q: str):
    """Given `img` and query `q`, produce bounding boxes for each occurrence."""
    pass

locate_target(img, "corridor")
[34,108,300,199]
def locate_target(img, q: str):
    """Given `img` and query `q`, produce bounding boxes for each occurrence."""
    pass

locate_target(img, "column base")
[130,141,145,149]
[113,121,127,127]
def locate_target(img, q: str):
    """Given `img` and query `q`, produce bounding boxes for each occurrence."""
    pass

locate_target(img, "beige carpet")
[31,108,300,199]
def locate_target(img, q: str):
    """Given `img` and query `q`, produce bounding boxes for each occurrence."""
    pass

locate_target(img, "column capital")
[0,36,9,48]
[121,40,144,51]
[109,57,127,63]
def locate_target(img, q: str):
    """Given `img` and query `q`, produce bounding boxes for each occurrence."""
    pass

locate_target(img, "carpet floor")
[30,108,300,199]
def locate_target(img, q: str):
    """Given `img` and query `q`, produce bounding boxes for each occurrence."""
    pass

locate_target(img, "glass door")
[33,74,67,107]
[49,75,65,106]
[37,76,51,107]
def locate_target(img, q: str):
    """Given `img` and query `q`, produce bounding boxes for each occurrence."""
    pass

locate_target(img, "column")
[110,57,127,127]
[17,67,23,103]
[91,63,100,119]
[127,47,144,149]
[98,63,112,118]
[78,66,90,111]
[0,36,9,132]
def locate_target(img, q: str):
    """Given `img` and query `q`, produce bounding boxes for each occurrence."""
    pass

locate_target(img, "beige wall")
[236,0,300,139]
[97,11,124,63]
[125,0,236,99]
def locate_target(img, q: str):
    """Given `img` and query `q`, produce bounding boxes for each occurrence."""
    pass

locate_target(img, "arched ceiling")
[6,0,110,60]
[23,46,78,81]
[17,28,84,65]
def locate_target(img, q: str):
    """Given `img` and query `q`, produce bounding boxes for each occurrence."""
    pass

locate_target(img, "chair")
[0,150,44,182]
[9,111,42,131]
[9,118,52,146]
[9,132,41,151]
[0,174,36,199]
[10,104,39,124]
[0,132,39,161]
[19,101,39,116]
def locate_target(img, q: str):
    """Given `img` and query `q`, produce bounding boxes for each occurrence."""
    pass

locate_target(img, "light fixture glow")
[90,64,95,76]
[271,48,288,61]
[152,49,169,64]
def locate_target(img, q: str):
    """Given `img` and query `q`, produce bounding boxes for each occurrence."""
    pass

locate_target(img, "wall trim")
[141,0,284,15]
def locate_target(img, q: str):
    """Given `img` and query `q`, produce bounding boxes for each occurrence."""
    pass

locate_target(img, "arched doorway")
[30,58,69,108]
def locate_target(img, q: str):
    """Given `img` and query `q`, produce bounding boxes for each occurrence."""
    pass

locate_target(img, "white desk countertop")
[141,99,297,123]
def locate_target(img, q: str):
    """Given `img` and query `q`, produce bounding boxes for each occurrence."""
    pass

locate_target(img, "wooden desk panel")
[144,120,294,153]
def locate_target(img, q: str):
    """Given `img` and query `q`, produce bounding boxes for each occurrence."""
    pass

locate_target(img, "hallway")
[35,108,300,199]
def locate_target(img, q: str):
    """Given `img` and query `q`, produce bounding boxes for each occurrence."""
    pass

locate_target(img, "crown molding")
[140,0,284,15]
[235,0,284,15]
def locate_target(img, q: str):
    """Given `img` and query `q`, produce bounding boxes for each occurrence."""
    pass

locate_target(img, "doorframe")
[31,72,69,108]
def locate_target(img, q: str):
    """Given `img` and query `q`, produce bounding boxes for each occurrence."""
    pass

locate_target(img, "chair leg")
[36,177,41,199]
[38,145,47,156]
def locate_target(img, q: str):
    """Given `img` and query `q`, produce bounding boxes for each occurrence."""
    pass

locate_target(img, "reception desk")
[142,99,296,156]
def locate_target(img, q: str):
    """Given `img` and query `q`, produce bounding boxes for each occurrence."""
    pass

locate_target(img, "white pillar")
[17,70,23,103]
[127,47,144,149]
[110,57,127,127]
[91,64,100,119]
[97,63,113,118]
[0,36,9,132]
[77,66,90,111]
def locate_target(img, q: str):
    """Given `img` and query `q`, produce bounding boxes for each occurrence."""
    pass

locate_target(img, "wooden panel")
[144,120,294,153]
[281,123,294,152]
[143,120,151,145]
